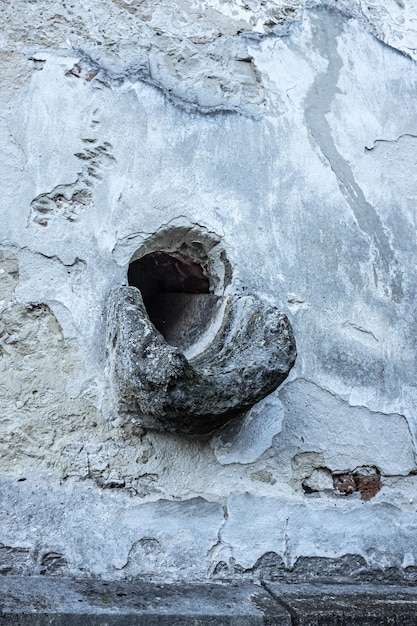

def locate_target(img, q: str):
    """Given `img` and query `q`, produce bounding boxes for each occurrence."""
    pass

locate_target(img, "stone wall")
[1,0,417,582]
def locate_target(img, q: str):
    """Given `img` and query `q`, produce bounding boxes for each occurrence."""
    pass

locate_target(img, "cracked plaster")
[1,0,417,581]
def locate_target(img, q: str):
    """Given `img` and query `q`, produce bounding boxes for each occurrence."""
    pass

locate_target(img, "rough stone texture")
[4,578,417,625]
[107,286,295,434]
[1,0,417,585]
[0,577,290,625]
[265,583,417,625]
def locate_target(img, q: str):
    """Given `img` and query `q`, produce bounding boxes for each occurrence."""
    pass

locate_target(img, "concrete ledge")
[0,577,289,625]
[1,578,417,625]
[265,583,417,625]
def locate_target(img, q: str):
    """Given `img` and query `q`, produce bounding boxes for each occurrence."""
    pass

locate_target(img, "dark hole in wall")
[128,251,219,351]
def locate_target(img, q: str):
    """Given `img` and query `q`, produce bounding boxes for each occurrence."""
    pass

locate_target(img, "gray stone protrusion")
[106,286,296,435]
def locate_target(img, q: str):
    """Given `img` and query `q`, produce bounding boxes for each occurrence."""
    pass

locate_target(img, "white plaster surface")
[210,395,285,464]
[1,0,417,580]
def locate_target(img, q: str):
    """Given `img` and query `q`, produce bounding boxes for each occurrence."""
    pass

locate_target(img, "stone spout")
[107,286,296,435]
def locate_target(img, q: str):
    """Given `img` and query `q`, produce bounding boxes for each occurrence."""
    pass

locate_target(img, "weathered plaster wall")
[1,0,417,581]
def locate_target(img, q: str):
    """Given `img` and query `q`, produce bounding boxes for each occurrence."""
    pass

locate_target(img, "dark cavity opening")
[128,251,219,351]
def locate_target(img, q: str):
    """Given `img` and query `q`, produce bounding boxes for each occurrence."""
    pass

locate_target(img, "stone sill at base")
[1,577,417,625]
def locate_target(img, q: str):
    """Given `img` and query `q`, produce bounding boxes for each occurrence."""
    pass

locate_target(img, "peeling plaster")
[1,0,417,581]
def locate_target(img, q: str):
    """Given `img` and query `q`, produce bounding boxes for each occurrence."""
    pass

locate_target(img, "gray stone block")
[107,286,295,434]
[3,579,417,625]
[0,577,290,625]
[266,583,417,625]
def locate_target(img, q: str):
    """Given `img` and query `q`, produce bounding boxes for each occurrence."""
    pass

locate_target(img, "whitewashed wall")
[1,0,417,580]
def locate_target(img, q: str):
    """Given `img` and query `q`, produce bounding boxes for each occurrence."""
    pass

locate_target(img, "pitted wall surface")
[1,0,417,581]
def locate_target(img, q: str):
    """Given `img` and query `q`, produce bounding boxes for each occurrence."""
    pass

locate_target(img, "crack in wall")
[342,321,379,343]
[207,503,230,576]
[294,376,407,418]
[261,580,299,625]
[365,132,417,150]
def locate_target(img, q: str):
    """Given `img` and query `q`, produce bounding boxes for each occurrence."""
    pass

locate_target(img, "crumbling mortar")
[213,549,417,586]
[301,463,417,501]
[3,1,417,61]
[28,139,116,227]
[69,49,264,118]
